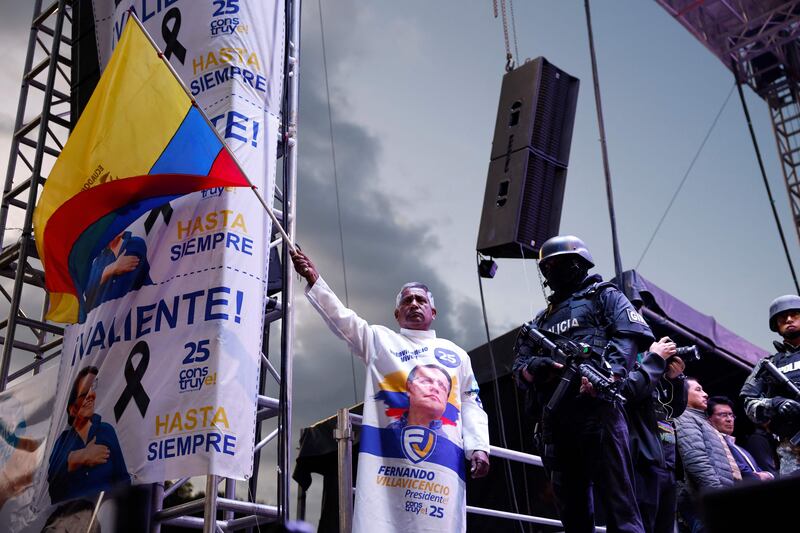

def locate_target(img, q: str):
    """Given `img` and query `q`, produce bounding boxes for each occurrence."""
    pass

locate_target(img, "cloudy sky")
[2,0,799,527]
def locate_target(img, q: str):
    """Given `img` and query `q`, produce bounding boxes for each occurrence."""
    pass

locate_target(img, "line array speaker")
[477,57,579,259]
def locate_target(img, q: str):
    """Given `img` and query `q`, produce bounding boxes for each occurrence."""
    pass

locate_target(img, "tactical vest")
[767,347,800,437]
[535,281,615,358]
[771,348,800,386]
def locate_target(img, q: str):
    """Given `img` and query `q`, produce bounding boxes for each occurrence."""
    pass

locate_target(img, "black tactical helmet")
[538,235,595,268]
[769,294,800,332]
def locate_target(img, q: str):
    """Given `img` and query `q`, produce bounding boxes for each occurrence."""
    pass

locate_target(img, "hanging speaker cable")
[508,0,520,64]
[493,0,516,71]
[476,253,526,533]
[518,244,536,320]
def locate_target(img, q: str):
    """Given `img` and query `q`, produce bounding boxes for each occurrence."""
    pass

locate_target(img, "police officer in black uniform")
[741,294,800,477]
[513,235,653,533]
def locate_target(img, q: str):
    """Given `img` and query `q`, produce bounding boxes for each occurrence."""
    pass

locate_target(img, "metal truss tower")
[0,1,301,531]
[655,0,800,245]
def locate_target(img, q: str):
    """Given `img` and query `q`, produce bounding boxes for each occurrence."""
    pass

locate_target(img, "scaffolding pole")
[0,0,69,391]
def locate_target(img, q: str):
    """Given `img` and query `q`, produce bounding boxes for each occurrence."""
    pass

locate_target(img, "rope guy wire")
[476,253,526,533]
[318,0,358,403]
[635,83,736,269]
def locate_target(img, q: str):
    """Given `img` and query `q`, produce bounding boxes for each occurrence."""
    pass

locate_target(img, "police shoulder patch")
[627,308,647,325]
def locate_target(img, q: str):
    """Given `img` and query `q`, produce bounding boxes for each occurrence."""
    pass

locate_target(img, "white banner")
[22,0,284,521]
[0,367,57,532]
[93,0,284,189]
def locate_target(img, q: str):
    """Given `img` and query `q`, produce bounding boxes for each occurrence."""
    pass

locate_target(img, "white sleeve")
[305,277,374,364]
[460,352,490,458]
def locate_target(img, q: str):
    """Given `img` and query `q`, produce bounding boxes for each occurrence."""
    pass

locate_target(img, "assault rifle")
[517,324,626,418]
[757,358,800,447]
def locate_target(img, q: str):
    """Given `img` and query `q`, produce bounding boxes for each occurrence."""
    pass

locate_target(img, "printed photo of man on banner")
[47,366,130,504]
[83,229,153,315]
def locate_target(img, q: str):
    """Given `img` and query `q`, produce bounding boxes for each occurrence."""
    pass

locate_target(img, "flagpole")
[126,11,296,254]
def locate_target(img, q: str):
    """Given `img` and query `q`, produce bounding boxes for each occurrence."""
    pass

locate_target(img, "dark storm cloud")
[270,15,508,514]
[294,85,489,361]
[293,0,492,359]
[279,82,497,511]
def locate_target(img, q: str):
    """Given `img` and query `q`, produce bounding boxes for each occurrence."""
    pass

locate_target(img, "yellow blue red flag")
[33,18,249,324]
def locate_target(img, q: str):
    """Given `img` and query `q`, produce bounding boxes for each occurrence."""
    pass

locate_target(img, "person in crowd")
[512,235,652,533]
[706,396,773,481]
[624,336,688,533]
[741,294,800,476]
[675,378,738,533]
[740,420,780,477]
[47,366,129,504]
[290,249,490,533]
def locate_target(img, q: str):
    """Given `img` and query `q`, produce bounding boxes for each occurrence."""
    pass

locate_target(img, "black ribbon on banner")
[114,340,151,421]
[144,203,173,235]
[161,8,186,64]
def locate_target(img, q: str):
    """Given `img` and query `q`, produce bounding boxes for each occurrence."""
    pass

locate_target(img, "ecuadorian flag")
[33,18,250,324]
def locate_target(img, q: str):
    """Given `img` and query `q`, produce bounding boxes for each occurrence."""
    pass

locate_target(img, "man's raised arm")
[289,249,373,363]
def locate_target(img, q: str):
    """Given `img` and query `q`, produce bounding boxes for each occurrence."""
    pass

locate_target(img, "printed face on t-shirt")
[406,366,450,425]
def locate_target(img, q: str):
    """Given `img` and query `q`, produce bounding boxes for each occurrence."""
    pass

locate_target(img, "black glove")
[772,397,800,420]
[526,357,559,375]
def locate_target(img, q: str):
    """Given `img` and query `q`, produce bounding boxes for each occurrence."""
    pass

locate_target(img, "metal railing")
[335,409,609,532]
